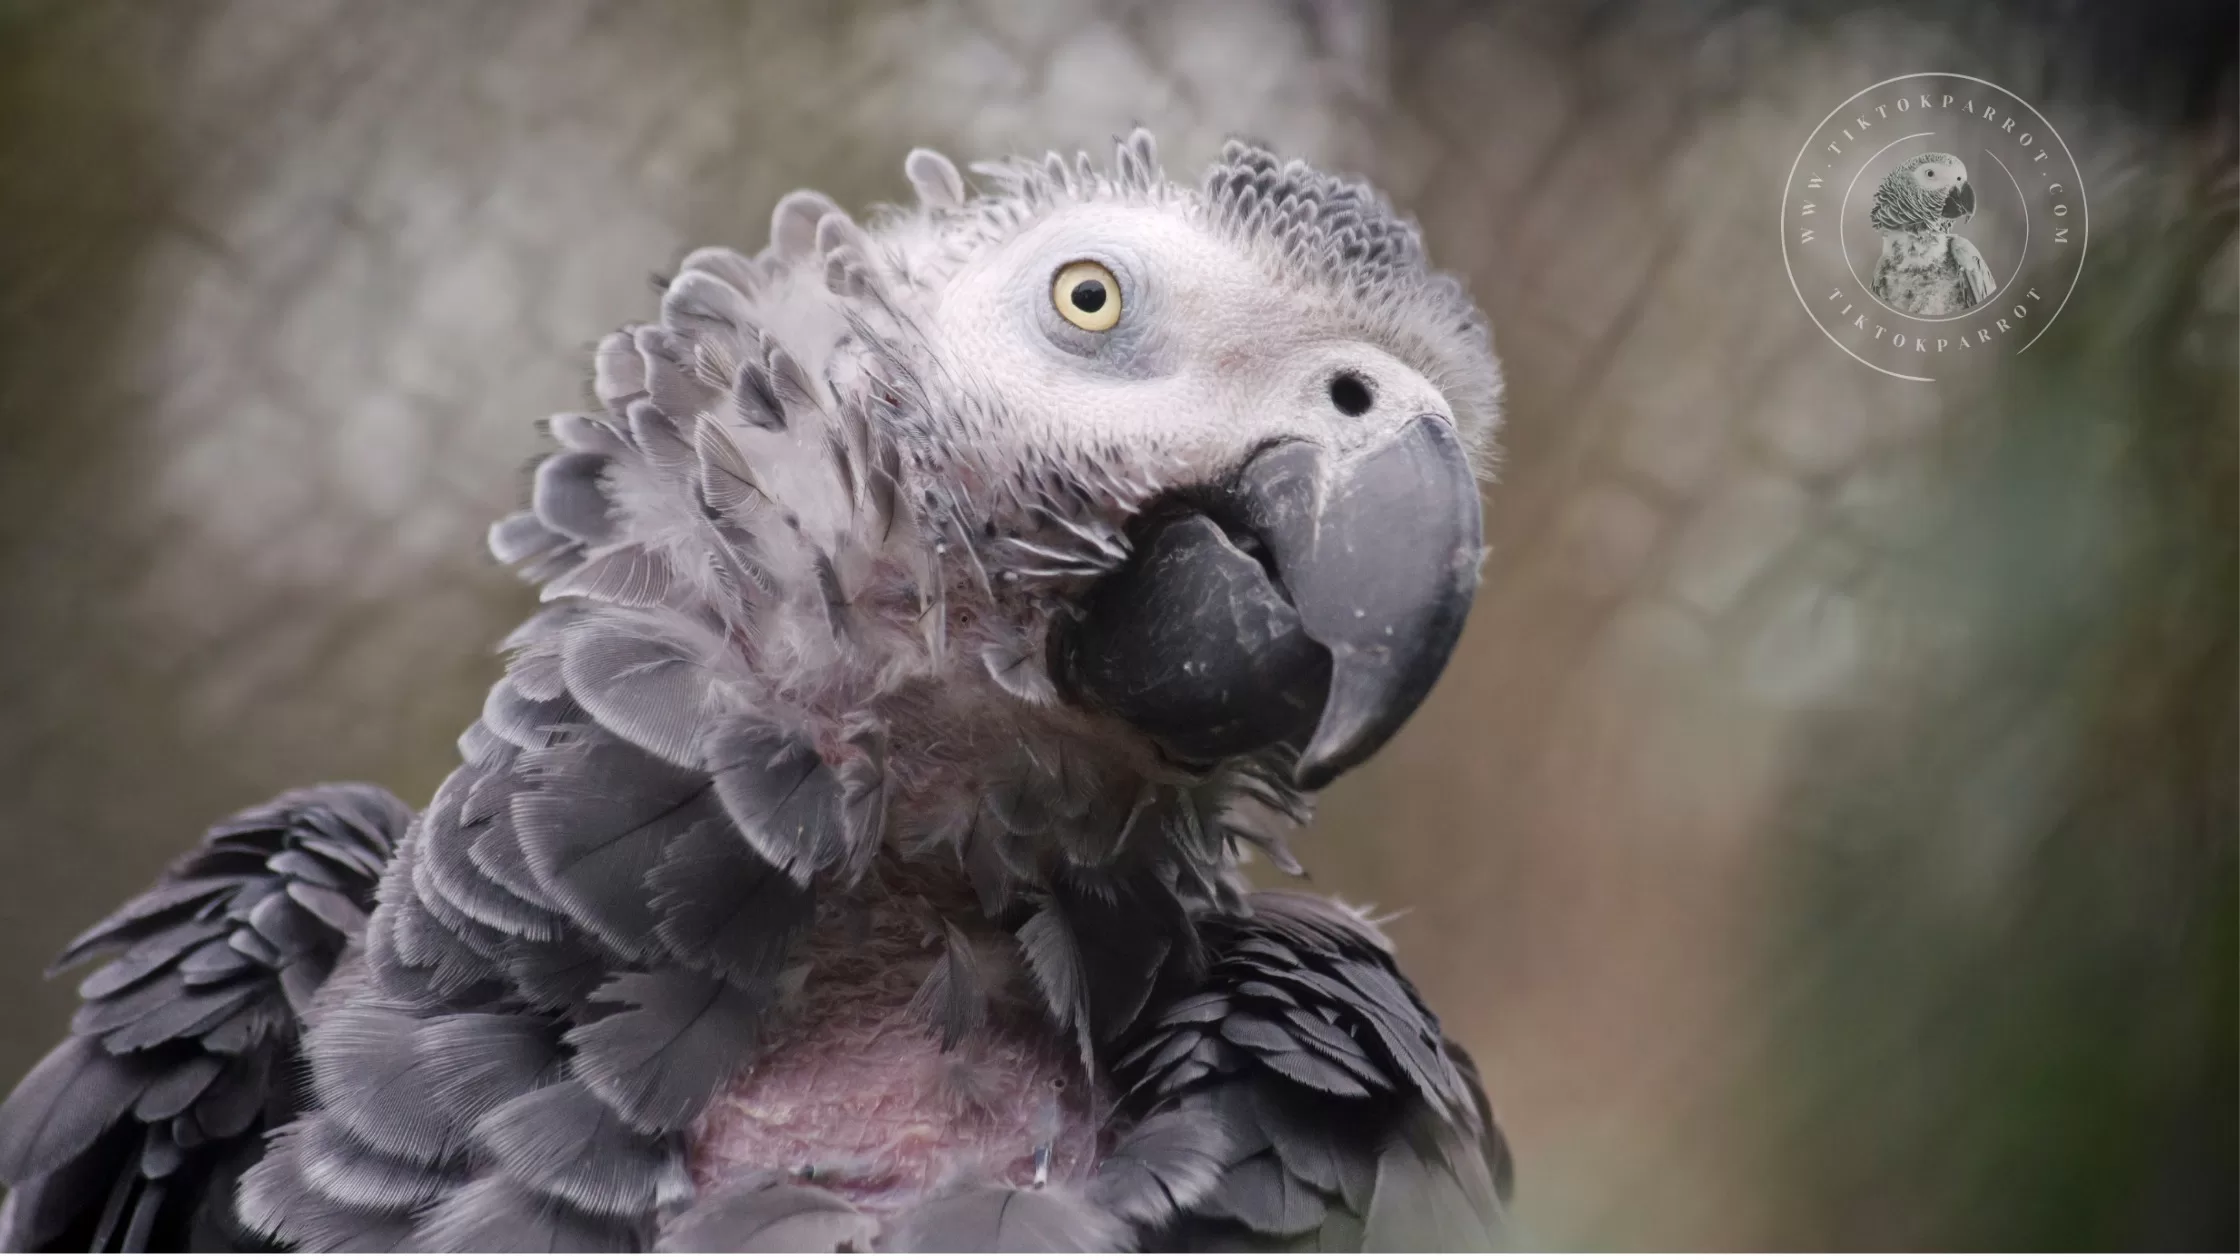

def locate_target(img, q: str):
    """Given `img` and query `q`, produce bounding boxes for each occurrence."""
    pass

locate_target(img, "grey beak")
[1946,181,1975,220]
[1054,415,1483,790]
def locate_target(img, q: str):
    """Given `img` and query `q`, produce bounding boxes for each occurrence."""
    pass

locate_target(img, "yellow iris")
[1052,260,1121,332]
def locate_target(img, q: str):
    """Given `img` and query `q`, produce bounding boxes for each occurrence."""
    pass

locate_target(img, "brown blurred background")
[0,0,2231,1249]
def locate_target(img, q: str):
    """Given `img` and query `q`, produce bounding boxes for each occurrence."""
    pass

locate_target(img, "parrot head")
[898,135,1500,791]
[1874,151,1976,230]
[493,131,1500,887]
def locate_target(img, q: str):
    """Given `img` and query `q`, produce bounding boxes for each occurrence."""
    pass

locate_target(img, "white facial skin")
[929,203,1455,495]
[1911,155,1968,197]
[1899,155,1971,220]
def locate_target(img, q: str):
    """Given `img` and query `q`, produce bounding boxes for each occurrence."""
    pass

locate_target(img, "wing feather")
[0,785,406,1250]
[1951,235,1996,307]
[1103,891,1508,1250]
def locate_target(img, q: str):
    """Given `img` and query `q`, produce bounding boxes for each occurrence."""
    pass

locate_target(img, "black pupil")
[1070,279,1107,313]
[1329,372,1374,417]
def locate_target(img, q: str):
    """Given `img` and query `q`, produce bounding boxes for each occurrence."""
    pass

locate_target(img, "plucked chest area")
[1879,230,1951,271]
[1872,231,1972,316]
[686,864,1104,1218]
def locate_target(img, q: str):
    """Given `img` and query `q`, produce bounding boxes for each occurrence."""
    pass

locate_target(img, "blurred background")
[0,0,2230,1248]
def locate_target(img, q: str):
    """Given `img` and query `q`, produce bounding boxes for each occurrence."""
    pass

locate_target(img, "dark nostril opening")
[1329,372,1374,417]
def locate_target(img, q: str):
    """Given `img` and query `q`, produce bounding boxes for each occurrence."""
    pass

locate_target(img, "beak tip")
[1289,743,1351,792]
[1289,733,1346,791]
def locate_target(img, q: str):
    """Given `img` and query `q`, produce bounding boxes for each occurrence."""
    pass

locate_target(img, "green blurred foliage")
[1756,174,2237,1248]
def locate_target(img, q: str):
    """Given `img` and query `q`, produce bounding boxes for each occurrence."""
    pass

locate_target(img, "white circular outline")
[1781,72,2089,382]
[1975,146,2032,314]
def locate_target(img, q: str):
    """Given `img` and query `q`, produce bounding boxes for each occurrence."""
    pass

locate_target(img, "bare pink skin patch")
[687,860,1104,1218]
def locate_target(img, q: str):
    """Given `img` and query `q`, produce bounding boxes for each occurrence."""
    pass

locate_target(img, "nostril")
[1328,372,1374,417]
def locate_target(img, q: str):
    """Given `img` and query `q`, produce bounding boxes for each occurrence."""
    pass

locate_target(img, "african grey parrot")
[1868,151,1995,316]
[0,131,1510,1252]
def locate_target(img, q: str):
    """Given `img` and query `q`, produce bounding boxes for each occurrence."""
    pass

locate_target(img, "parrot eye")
[1052,260,1121,332]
